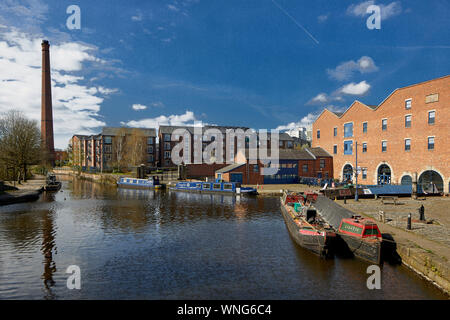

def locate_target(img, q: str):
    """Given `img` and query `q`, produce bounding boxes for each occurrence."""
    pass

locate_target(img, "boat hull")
[118,184,163,190]
[338,233,381,265]
[280,200,333,258]
[169,187,256,195]
[44,182,62,192]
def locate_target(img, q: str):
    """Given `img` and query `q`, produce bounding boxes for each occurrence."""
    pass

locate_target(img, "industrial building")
[312,75,449,193]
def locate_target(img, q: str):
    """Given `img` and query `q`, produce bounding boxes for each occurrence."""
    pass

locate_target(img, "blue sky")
[0,0,449,148]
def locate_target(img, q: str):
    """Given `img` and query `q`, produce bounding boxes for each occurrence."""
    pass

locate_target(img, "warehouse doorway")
[342,164,353,183]
[418,170,443,193]
[400,175,412,185]
[377,164,391,185]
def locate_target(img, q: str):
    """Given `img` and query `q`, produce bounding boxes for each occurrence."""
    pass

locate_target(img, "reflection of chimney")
[41,40,55,165]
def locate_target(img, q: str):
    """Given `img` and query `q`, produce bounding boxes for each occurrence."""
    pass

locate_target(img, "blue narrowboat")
[117,176,164,190]
[171,179,258,195]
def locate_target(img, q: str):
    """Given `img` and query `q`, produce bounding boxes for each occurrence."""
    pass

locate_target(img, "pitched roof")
[307,147,332,157]
[314,75,450,124]
[102,127,156,136]
[216,163,245,173]
[241,148,316,161]
[279,132,294,141]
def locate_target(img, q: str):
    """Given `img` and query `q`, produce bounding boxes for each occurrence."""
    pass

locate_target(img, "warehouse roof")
[215,163,245,173]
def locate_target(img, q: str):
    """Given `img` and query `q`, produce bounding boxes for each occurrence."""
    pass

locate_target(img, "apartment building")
[312,75,450,193]
[158,125,295,168]
[70,127,157,171]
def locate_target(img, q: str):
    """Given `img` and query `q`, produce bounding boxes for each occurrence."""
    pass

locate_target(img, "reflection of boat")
[337,216,382,265]
[117,176,164,189]
[44,174,62,192]
[171,179,258,195]
[280,191,336,258]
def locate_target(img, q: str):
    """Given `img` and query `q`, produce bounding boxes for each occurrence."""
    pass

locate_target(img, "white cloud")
[317,14,329,23]
[0,28,114,148]
[311,93,328,103]
[275,113,317,131]
[150,101,165,108]
[131,14,143,21]
[327,56,378,81]
[132,104,147,111]
[276,105,347,131]
[121,110,200,128]
[338,81,371,95]
[308,93,329,104]
[167,5,180,12]
[347,1,402,20]
[0,0,48,33]
[307,92,344,105]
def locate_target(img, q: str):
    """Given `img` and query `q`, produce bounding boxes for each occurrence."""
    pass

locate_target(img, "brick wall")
[312,75,450,192]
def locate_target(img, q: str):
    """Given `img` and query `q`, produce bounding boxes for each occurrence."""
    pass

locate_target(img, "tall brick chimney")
[41,40,55,165]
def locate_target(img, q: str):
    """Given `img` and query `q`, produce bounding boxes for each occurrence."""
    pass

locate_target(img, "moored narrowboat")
[337,216,382,264]
[280,191,336,258]
[117,176,164,189]
[171,180,258,195]
[44,174,62,192]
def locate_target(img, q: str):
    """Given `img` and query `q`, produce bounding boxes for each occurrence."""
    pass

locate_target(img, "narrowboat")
[117,176,164,189]
[44,174,62,192]
[171,180,258,195]
[280,191,336,258]
[337,216,382,265]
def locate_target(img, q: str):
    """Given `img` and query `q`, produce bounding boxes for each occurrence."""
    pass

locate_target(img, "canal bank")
[0,178,446,299]
[243,184,450,296]
[0,178,45,206]
[50,175,450,296]
[336,197,450,296]
[67,171,120,186]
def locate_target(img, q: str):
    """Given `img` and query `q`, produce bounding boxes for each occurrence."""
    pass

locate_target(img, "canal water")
[0,177,446,299]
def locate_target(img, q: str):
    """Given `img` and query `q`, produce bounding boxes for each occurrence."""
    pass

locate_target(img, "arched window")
[418,170,443,193]
[377,164,391,185]
[343,164,353,182]
[400,175,412,185]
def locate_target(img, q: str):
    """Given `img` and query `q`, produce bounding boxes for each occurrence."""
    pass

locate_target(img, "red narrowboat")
[280,191,336,258]
[337,216,382,264]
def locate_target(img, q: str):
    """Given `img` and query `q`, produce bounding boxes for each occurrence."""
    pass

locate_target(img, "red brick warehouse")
[312,75,450,193]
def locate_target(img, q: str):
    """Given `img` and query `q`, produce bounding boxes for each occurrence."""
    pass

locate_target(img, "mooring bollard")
[379,211,385,223]
[419,205,425,221]
[407,213,412,230]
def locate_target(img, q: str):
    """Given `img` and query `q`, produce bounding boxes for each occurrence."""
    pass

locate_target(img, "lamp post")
[355,141,359,201]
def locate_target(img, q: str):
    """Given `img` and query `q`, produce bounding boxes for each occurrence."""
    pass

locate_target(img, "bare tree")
[113,127,127,172]
[126,128,146,167]
[0,110,41,182]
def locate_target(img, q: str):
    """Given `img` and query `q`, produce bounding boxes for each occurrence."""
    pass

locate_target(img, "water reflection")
[41,209,56,299]
[0,179,447,299]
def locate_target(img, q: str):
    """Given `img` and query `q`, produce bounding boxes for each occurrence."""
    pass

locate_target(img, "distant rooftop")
[102,127,156,136]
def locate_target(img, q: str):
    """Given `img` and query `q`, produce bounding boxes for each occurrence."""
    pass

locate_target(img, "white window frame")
[405,98,412,110]
[427,136,435,150]
[381,140,387,152]
[404,138,411,152]
[343,121,354,138]
[362,142,367,153]
[428,110,436,125]
[381,118,388,131]
[405,114,412,128]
